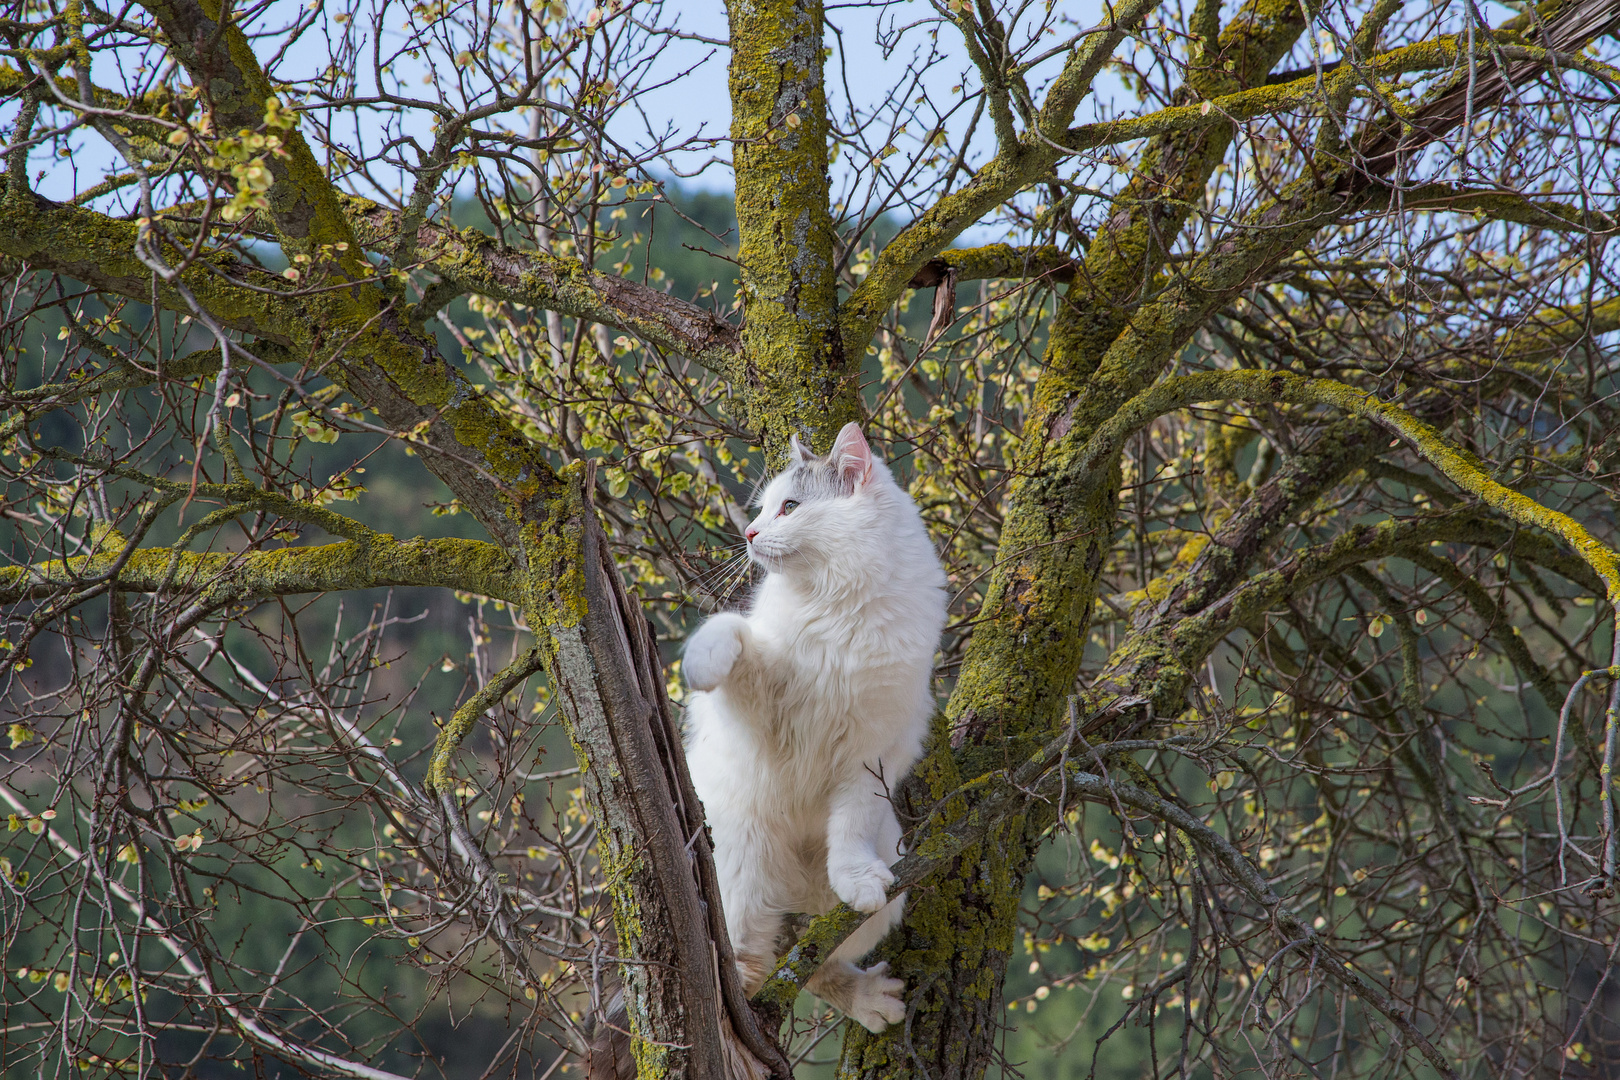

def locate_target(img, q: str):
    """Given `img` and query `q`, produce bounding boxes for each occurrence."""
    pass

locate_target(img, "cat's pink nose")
[745,526,759,543]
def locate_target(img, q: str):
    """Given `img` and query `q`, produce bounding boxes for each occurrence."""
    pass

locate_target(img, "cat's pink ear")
[831,423,874,489]
[790,433,817,463]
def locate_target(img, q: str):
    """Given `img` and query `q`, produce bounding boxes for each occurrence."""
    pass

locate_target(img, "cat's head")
[743,423,900,575]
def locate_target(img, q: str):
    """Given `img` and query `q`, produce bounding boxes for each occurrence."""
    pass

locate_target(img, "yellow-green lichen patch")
[518,462,591,631]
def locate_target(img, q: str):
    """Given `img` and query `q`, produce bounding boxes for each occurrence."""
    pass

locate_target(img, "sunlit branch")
[1081,369,1620,597]
[0,192,304,343]
[1051,36,1618,156]
[427,646,545,793]
[907,243,1075,288]
[1398,182,1620,232]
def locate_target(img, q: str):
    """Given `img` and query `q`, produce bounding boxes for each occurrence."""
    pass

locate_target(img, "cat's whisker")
[681,549,753,605]
[702,557,752,607]
[716,560,755,605]
[692,549,748,583]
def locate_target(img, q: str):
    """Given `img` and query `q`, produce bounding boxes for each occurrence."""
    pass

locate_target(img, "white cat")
[682,423,947,1032]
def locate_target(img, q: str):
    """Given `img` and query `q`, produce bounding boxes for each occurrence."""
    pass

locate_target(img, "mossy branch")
[1056,35,1495,152]
[907,244,1075,288]
[0,536,520,607]
[426,647,546,794]
[1078,369,1620,600]
[0,64,185,146]
[728,0,863,459]
[1097,507,1503,716]
[0,192,305,344]
[1154,509,1492,668]
[1054,37,1620,159]
[1355,0,1620,177]
[29,449,390,546]
[1398,182,1620,232]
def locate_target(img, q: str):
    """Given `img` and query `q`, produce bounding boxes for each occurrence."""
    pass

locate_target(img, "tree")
[4,0,1620,1075]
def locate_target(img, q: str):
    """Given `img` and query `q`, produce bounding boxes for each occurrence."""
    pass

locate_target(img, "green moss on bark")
[729,0,860,459]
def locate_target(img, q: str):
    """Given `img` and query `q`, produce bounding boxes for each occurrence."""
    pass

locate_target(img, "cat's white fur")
[683,423,947,1032]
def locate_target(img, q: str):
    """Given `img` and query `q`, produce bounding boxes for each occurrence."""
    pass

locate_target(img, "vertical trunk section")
[536,481,727,1080]
[728,0,861,457]
[554,481,785,1080]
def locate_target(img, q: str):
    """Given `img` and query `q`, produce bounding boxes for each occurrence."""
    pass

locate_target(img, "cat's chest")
[752,609,919,701]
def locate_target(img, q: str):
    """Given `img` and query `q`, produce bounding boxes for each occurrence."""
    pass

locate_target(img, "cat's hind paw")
[684,614,745,691]
[831,859,894,913]
[848,962,906,1032]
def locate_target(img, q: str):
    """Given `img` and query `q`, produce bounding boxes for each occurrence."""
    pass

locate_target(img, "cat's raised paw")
[831,859,894,913]
[848,962,906,1032]
[684,614,746,691]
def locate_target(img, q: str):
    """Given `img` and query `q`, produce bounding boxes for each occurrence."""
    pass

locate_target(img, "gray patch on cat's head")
[758,457,844,507]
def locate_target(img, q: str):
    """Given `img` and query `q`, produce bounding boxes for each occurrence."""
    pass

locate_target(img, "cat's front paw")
[831,859,894,913]
[848,962,906,1032]
[684,614,745,691]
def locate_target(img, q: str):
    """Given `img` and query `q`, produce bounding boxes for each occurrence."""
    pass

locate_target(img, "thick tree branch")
[0,536,521,606]
[1398,182,1620,232]
[907,244,1075,288]
[1054,37,1618,156]
[0,192,303,344]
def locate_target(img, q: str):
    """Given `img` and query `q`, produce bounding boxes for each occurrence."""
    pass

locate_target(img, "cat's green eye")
[780,500,799,515]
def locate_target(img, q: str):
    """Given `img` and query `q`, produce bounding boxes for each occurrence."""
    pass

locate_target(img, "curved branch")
[1398,182,1620,232]
[907,244,1075,288]
[427,647,545,793]
[1054,35,1570,155]
[0,192,303,344]
[1078,369,1620,598]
